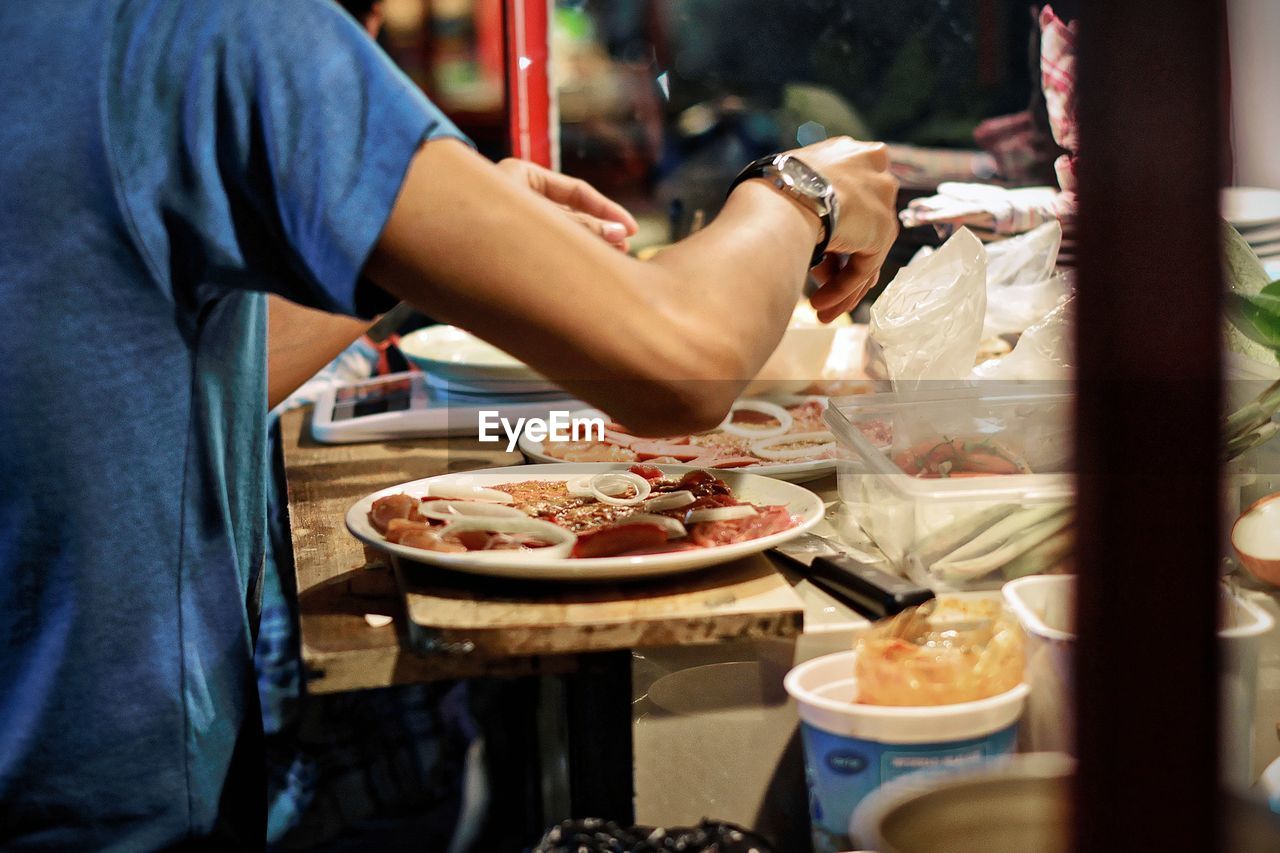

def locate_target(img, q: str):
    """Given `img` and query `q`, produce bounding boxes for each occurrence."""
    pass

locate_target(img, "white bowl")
[398,325,559,394]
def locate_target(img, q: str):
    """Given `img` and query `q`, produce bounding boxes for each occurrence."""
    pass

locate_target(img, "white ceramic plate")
[397,325,560,394]
[516,400,838,483]
[345,463,824,581]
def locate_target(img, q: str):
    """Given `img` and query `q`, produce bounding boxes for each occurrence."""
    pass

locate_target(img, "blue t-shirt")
[0,0,461,846]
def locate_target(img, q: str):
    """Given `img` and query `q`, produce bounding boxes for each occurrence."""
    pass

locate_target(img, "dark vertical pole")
[565,650,635,824]
[1073,1,1225,851]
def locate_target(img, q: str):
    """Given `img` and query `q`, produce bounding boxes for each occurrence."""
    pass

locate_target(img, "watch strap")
[728,154,834,267]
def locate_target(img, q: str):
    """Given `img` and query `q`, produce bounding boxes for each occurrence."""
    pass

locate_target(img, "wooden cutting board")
[392,552,805,658]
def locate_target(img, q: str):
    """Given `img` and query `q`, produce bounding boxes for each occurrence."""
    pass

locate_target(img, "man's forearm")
[644,178,819,372]
[266,296,370,410]
[364,140,819,434]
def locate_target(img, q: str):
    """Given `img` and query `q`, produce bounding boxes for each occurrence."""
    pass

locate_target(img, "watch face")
[780,156,829,198]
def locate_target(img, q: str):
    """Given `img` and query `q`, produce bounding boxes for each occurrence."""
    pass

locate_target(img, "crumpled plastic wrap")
[870,228,987,386]
[972,296,1075,381]
[985,220,1061,288]
[983,221,1072,338]
[854,597,1026,706]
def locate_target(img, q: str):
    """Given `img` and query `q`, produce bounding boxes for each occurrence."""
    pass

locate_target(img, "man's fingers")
[530,164,639,234]
[809,264,859,312]
[821,270,879,321]
[496,157,639,236]
[809,253,842,290]
[816,280,873,323]
[564,208,630,250]
[811,252,883,321]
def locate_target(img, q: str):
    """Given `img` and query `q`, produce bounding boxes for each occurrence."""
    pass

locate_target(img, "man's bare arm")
[266,297,369,410]
[363,137,895,435]
[265,157,641,411]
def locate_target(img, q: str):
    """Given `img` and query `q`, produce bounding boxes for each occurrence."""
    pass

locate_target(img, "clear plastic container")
[823,386,1075,588]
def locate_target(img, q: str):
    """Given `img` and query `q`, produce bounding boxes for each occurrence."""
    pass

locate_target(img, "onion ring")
[686,505,758,523]
[589,471,651,506]
[749,431,837,461]
[418,500,529,522]
[437,516,576,559]
[718,400,793,438]
[565,475,597,497]
[425,483,515,504]
[641,490,696,512]
[615,512,687,539]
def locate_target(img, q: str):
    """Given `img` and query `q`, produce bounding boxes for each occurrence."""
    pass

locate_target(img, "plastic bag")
[985,220,1061,288]
[870,228,987,386]
[972,295,1075,380]
[983,270,1073,339]
[854,597,1025,706]
[983,222,1071,338]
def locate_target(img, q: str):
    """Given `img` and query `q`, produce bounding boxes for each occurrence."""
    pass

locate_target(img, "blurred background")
[376,0,1059,289]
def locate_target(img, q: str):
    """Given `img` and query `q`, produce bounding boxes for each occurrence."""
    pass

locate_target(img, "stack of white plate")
[1223,186,1280,266]
[395,325,568,400]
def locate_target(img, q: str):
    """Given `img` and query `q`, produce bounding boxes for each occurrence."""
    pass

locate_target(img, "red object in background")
[504,0,552,167]
[476,0,504,92]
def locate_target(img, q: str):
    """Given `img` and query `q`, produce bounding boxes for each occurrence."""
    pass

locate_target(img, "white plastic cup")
[784,650,1029,853]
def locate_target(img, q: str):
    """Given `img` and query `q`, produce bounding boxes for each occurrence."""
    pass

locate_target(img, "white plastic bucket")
[784,650,1029,853]
[1002,574,1275,788]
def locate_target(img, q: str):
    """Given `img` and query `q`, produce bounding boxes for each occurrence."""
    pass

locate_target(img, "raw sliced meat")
[369,494,424,534]
[571,523,669,558]
[542,440,637,463]
[685,455,760,469]
[690,505,794,547]
[630,441,703,461]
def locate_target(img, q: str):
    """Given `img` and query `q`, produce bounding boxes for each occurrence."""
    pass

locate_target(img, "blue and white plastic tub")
[784,650,1029,853]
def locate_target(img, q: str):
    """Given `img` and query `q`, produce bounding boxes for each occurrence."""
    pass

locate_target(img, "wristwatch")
[729,153,838,267]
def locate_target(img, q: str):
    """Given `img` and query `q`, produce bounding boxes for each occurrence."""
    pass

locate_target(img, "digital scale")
[311,371,583,444]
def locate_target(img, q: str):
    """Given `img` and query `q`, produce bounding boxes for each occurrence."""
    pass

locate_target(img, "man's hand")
[786,138,899,323]
[496,158,639,252]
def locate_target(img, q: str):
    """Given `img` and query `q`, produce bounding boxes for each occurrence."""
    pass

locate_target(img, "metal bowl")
[851,753,1280,853]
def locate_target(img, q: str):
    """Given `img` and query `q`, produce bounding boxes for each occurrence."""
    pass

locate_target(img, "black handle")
[808,554,934,620]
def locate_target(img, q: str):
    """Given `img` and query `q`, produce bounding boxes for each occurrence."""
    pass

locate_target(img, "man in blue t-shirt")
[0,0,896,847]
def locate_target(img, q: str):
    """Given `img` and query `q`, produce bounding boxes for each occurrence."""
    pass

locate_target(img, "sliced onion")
[565,475,597,497]
[589,472,652,506]
[437,516,576,559]
[719,400,793,439]
[426,483,515,504]
[686,505,758,523]
[749,431,837,461]
[642,490,696,512]
[419,500,528,522]
[615,512,688,539]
